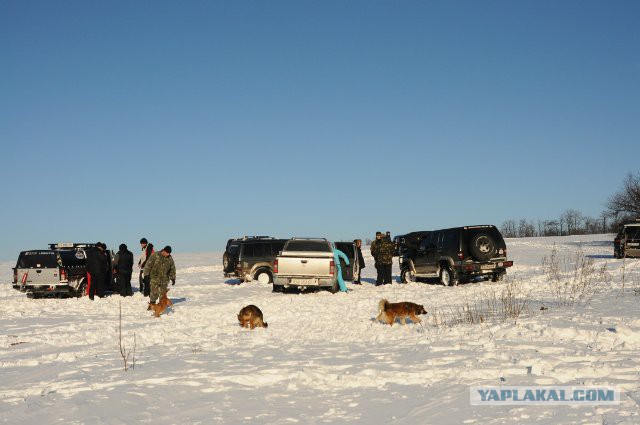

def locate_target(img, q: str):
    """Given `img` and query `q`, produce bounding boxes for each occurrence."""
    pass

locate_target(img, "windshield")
[284,240,331,252]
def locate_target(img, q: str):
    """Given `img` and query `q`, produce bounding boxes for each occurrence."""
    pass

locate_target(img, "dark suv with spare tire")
[223,237,288,284]
[396,225,513,286]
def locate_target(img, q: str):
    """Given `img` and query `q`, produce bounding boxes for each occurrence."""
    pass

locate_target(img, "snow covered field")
[1,235,639,424]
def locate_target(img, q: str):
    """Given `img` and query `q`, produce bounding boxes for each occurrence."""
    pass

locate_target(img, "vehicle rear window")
[17,251,58,268]
[227,244,239,255]
[626,227,640,239]
[284,240,331,252]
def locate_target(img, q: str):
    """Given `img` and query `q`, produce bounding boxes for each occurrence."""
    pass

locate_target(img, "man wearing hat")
[143,246,176,309]
[138,238,154,297]
[370,232,383,285]
[113,244,134,296]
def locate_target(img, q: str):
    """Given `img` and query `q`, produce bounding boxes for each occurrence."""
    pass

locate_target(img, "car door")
[334,242,356,281]
[423,232,442,273]
[413,232,434,274]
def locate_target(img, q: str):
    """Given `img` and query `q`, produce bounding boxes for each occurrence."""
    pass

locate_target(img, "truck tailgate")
[277,254,333,278]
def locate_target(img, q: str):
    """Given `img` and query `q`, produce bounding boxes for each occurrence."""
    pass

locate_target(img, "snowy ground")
[1,235,639,424]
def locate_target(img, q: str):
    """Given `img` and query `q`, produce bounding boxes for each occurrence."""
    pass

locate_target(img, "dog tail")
[378,299,389,313]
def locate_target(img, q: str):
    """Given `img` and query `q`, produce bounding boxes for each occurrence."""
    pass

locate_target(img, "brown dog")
[150,290,173,318]
[237,305,268,329]
[376,299,427,326]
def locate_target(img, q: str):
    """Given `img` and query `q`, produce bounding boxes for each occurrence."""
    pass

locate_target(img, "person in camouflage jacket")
[144,245,176,306]
[371,231,394,285]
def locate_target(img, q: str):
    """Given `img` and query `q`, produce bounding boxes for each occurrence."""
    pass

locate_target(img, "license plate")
[292,278,315,285]
[628,243,639,247]
[481,264,494,270]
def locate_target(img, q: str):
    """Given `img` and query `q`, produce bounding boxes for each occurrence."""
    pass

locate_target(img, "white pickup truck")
[273,238,340,293]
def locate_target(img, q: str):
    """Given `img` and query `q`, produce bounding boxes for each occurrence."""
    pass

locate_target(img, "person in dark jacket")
[353,239,365,284]
[113,244,134,296]
[138,238,154,296]
[370,232,383,285]
[85,242,109,300]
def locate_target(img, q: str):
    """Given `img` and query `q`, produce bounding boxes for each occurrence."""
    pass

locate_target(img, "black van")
[397,225,513,286]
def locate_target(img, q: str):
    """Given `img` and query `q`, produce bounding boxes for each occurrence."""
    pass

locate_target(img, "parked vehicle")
[12,243,114,297]
[224,237,287,283]
[397,225,513,286]
[273,238,351,293]
[615,222,640,258]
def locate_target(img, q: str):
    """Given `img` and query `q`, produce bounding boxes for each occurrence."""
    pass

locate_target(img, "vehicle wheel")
[254,269,273,284]
[272,284,284,293]
[76,279,88,297]
[491,272,505,282]
[400,268,415,283]
[469,233,497,261]
[440,266,458,286]
[329,279,339,294]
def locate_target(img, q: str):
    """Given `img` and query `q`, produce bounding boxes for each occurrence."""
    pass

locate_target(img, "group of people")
[84,238,176,309]
[333,233,392,291]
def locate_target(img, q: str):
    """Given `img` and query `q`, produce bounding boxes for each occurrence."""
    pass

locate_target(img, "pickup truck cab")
[273,238,340,293]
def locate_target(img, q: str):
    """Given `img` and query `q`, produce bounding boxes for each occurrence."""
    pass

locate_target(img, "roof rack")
[48,243,97,249]
[241,236,275,240]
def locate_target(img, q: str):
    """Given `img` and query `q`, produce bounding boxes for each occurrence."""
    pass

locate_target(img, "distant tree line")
[500,172,640,238]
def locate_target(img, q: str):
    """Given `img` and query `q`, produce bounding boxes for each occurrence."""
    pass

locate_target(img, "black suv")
[12,243,114,297]
[223,237,287,284]
[396,225,513,286]
[614,222,640,258]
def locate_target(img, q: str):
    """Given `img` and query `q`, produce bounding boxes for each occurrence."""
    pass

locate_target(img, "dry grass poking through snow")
[542,244,611,306]
[430,277,531,327]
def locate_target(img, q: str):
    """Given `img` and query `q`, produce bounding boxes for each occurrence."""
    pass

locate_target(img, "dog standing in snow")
[376,299,427,326]
[237,305,268,329]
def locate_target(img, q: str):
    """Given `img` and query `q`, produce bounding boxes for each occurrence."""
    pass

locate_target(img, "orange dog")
[237,305,268,329]
[376,299,427,326]
[150,290,173,318]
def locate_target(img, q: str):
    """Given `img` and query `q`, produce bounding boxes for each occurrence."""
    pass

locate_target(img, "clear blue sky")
[1,0,638,260]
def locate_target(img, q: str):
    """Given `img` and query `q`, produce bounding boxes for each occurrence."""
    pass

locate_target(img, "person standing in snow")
[113,244,134,296]
[377,235,395,285]
[353,239,365,284]
[333,246,350,292]
[370,231,383,285]
[138,238,154,297]
[144,246,176,309]
[85,242,109,300]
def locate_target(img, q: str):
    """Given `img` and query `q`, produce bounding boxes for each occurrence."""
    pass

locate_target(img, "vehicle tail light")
[21,272,28,284]
[273,259,278,274]
[463,264,474,271]
[614,238,620,243]
[503,261,513,267]
[457,251,464,260]
[60,268,68,282]
[329,260,335,276]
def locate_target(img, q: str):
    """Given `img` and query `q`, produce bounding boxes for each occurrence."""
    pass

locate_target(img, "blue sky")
[1,0,638,260]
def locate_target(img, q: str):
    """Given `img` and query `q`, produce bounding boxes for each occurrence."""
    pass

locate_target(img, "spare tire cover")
[469,233,497,261]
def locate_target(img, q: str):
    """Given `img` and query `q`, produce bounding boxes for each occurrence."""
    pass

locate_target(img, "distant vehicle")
[273,238,359,293]
[615,222,640,258]
[12,243,114,298]
[223,236,287,283]
[396,225,513,286]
